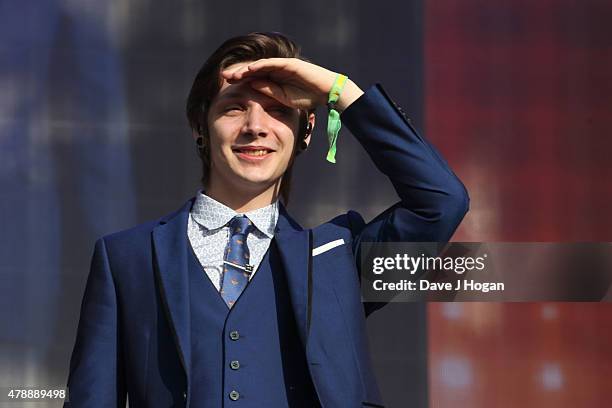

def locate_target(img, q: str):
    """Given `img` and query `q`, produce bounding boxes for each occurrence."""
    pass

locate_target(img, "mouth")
[232,146,275,161]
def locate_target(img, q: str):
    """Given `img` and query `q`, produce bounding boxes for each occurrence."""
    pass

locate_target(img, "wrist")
[334,79,363,112]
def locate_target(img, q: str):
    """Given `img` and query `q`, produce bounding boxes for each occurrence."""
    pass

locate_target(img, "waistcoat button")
[230,360,240,370]
[229,330,240,340]
[229,390,240,401]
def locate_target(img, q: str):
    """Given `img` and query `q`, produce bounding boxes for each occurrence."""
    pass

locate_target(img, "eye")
[269,106,291,115]
[223,104,243,113]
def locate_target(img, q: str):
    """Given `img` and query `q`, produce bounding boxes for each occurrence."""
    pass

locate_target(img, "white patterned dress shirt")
[187,190,279,291]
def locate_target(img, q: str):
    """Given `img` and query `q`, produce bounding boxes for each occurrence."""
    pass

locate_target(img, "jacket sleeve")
[64,238,127,407]
[341,84,470,315]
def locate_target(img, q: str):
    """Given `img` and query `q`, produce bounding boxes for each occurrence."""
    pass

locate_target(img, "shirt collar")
[190,189,278,238]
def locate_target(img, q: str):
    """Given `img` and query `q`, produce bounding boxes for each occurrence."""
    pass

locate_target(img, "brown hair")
[186,31,312,204]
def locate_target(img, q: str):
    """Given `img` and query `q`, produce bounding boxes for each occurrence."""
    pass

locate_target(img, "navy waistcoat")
[187,240,321,407]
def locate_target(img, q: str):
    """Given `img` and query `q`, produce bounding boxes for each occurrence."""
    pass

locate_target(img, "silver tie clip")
[223,260,254,274]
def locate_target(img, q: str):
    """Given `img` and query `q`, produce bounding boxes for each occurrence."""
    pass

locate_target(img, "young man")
[64,32,469,407]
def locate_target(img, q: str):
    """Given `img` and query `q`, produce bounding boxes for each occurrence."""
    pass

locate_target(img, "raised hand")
[221,58,363,112]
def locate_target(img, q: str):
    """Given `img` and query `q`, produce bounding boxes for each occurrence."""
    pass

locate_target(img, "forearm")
[341,84,469,235]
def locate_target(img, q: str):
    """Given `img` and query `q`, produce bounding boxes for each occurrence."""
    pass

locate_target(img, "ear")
[303,112,316,148]
[192,128,201,142]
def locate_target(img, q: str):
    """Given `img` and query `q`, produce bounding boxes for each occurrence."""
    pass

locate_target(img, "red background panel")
[425,0,612,242]
[425,1,612,406]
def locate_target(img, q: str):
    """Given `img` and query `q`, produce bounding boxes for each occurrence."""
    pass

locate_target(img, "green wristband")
[326,73,348,163]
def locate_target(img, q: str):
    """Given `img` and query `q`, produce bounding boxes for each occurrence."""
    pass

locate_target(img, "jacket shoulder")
[312,210,366,240]
[102,219,159,246]
[100,198,193,252]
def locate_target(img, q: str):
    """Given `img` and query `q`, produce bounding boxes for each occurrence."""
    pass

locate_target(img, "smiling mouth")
[233,147,275,156]
[236,149,270,156]
[232,146,275,160]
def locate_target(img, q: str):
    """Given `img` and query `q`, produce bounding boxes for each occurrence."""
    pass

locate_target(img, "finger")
[247,58,290,71]
[220,69,234,78]
[223,66,263,81]
[223,58,296,80]
[230,69,272,81]
[221,67,243,80]
[248,79,289,104]
[248,59,299,76]
[221,62,252,79]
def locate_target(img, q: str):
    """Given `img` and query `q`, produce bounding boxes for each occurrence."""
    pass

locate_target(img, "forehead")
[215,81,258,102]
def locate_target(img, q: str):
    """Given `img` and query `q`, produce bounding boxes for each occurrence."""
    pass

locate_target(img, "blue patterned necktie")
[220,215,255,308]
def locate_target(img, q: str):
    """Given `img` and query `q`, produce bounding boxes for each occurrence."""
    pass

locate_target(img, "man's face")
[205,61,302,195]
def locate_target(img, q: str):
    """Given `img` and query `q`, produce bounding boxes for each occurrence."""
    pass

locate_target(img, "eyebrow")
[215,90,245,102]
[213,90,289,109]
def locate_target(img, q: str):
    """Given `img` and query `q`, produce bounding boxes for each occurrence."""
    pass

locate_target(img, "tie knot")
[228,215,254,236]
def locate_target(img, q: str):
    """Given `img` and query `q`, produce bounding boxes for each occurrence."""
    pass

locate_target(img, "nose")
[241,104,269,138]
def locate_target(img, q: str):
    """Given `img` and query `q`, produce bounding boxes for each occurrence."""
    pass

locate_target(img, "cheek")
[278,121,299,153]
[208,125,234,152]
[278,133,297,164]
[205,131,233,170]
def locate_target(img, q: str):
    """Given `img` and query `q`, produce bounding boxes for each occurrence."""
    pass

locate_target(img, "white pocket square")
[312,239,345,256]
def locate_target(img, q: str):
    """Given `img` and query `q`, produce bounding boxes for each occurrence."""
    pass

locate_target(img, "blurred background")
[1,0,611,407]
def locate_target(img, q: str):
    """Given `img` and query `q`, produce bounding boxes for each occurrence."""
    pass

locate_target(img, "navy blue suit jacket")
[64,84,469,407]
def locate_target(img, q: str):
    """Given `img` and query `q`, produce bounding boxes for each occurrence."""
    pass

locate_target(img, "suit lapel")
[151,199,194,388]
[273,203,312,346]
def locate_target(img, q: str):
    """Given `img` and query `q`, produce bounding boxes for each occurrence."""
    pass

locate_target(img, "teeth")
[240,149,268,156]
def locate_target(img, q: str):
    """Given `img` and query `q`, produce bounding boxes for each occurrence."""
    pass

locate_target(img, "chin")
[234,165,284,183]
[231,171,279,190]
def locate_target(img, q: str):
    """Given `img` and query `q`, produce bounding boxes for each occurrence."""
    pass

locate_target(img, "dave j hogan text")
[372,279,505,293]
